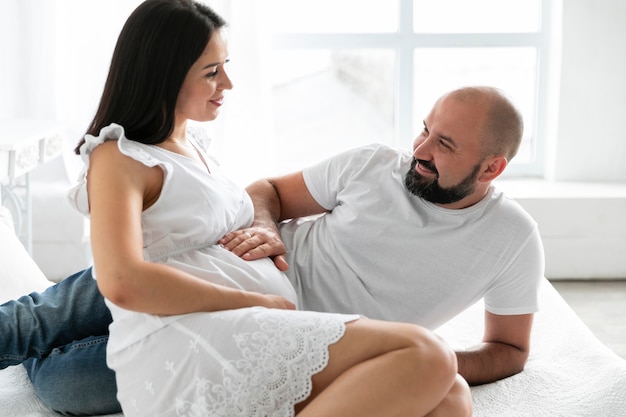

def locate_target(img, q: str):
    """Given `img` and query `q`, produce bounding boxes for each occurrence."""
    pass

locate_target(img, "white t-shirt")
[280,144,544,329]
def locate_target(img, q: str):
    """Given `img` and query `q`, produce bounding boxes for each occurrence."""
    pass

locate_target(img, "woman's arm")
[87,141,294,315]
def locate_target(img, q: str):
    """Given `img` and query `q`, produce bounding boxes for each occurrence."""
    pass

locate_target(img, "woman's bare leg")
[296,318,469,417]
[425,374,473,417]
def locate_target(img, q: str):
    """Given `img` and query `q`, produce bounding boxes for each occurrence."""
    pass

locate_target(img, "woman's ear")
[479,156,508,182]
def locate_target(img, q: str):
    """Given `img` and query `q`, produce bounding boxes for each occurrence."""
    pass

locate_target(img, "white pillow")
[0,207,53,304]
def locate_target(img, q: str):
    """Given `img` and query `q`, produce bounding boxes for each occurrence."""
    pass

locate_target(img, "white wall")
[498,180,626,279]
[553,0,626,181]
[516,0,626,279]
[0,0,22,119]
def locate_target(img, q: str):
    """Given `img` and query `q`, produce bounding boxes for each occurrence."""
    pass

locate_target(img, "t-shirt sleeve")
[484,224,545,315]
[302,145,381,210]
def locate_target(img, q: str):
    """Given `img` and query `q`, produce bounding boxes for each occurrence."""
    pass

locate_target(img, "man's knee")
[25,336,121,415]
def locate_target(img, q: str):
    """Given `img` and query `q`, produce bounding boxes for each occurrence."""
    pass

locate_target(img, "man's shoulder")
[338,143,407,166]
[488,187,538,229]
[359,142,403,156]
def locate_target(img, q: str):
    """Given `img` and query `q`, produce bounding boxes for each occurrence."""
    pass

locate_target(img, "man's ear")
[479,156,508,182]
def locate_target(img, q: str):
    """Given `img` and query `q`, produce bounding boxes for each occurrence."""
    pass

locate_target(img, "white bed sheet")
[2,205,626,416]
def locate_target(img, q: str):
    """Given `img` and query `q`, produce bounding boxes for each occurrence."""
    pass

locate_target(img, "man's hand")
[225,174,326,272]
[219,227,289,271]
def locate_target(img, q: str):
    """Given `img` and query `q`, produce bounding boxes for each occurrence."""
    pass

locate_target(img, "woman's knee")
[402,324,458,378]
[427,374,473,417]
[376,325,466,414]
[346,319,458,375]
[344,321,459,394]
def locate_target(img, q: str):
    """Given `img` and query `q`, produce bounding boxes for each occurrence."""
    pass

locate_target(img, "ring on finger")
[244,232,252,239]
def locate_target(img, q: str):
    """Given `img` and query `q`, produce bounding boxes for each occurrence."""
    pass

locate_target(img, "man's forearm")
[456,342,529,386]
[246,179,283,230]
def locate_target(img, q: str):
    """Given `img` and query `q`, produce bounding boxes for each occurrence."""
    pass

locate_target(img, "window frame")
[270,0,558,177]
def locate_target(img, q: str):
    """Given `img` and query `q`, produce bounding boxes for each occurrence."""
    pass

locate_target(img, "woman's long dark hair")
[74,0,226,153]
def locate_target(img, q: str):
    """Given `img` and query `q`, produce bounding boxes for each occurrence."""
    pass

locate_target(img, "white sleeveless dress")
[68,124,359,417]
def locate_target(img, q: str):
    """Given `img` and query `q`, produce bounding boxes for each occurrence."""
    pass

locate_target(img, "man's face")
[404,93,489,208]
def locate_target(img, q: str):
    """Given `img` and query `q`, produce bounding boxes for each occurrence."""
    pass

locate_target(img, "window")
[265,0,558,177]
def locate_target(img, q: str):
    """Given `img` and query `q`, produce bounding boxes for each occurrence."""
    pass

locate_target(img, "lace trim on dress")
[168,309,358,417]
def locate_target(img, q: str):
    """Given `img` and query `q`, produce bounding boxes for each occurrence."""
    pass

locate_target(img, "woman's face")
[176,29,233,123]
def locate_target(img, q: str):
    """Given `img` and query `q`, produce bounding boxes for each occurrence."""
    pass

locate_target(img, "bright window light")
[267,0,398,33]
[414,0,541,33]
[266,0,556,177]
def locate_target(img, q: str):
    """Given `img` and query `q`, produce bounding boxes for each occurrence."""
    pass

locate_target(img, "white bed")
[2,205,626,417]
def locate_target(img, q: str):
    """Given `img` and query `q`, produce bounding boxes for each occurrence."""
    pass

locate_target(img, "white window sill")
[495,179,626,200]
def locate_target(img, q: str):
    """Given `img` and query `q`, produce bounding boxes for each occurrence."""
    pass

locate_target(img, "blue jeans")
[0,268,121,415]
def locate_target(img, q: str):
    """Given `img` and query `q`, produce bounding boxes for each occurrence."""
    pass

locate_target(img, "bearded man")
[223,85,544,387]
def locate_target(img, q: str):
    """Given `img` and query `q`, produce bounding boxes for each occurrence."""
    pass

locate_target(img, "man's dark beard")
[404,158,481,204]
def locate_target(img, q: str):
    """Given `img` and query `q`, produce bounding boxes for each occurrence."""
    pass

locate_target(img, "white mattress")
[436,279,626,417]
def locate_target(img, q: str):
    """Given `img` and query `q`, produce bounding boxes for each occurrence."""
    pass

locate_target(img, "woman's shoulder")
[90,138,120,155]
[88,139,138,172]
[86,132,164,209]
[90,138,162,182]
[68,124,162,214]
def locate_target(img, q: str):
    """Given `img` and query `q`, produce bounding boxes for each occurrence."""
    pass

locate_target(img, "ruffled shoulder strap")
[67,123,169,215]
[78,123,163,167]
